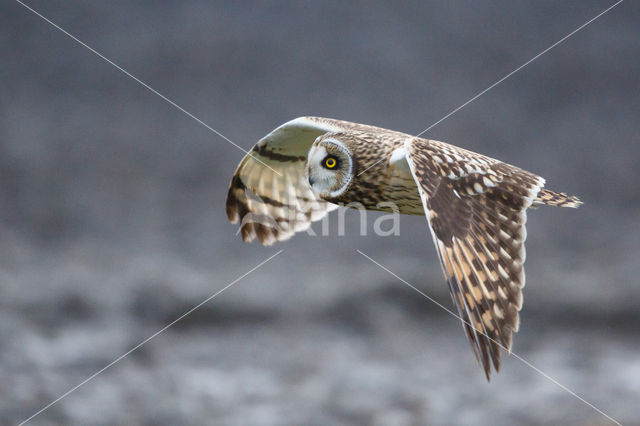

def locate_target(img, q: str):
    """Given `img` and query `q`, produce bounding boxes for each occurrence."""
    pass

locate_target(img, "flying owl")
[226,117,581,379]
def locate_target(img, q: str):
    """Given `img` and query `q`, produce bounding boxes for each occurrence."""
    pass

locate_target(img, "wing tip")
[535,188,583,208]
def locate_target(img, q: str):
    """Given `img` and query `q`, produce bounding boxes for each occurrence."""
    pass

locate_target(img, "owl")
[226,117,581,379]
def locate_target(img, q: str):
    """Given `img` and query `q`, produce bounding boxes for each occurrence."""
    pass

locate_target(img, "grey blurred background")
[1,1,639,424]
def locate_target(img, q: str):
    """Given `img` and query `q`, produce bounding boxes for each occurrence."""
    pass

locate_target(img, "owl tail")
[533,188,583,208]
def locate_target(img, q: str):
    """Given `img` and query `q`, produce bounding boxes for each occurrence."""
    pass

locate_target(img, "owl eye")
[323,156,338,169]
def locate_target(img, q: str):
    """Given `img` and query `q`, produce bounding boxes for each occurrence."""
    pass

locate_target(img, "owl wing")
[226,117,351,245]
[404,138,545,380]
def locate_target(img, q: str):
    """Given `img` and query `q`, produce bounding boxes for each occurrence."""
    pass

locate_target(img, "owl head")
[306,133,355,200]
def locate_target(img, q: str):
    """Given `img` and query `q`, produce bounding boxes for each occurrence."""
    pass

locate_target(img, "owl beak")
[308,177,315,187]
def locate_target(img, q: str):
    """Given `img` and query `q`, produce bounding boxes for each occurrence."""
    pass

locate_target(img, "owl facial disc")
[306,136,354,199]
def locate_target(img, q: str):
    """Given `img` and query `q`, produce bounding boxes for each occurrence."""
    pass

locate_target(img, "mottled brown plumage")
[226,117,582,379]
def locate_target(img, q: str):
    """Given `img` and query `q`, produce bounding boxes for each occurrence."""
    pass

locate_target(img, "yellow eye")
[324,156,337,169]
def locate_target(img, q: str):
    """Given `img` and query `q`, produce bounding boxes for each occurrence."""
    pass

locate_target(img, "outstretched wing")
[226,117,347,245]
[405,138,545,380]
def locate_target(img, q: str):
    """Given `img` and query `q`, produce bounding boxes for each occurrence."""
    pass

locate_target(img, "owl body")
[226,117,581,379]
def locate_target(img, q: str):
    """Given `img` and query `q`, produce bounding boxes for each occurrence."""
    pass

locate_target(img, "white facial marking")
[306,138,353,199]
[307,145,333,191]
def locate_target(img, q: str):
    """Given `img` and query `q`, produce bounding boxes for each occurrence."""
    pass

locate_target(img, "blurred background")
[1,1,639,424]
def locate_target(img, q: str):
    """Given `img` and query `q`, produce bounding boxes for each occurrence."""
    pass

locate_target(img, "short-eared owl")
[226,117,581,379]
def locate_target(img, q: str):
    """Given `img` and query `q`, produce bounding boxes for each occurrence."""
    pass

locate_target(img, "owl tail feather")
[533,188,582,208]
